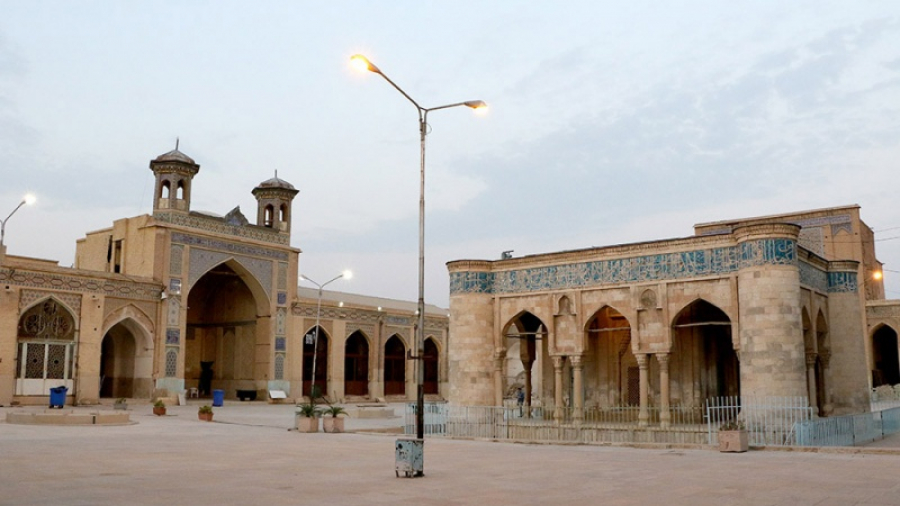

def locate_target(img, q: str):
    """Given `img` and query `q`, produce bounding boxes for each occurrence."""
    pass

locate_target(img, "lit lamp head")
[342,270,353,280]
[23,194,37,206]
[873,270,883,281]
[350,54,380,74]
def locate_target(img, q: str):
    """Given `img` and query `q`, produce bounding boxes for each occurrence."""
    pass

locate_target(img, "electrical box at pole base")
[395,438,424,478]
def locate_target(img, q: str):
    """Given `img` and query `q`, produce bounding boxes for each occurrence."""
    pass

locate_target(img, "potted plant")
[295,402,321,433]
[152,399,166,416]
[322,405,348,433]
[718,420,748,452]
[114,397,127,410]
[198,405,214,422]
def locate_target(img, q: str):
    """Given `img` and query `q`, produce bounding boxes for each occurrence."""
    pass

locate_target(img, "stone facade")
[0,147,448,406]
[448,205,895,418]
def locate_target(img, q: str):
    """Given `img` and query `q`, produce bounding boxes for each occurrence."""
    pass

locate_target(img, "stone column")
[571,355,584,423]
[657,353,671,428]
[552,356,565,421]
[447,261,495,406]
[521,337,536,419]
[734,223,806,399]
[825,261,870,414]
[492,350,505,407]
[805,352,819,416]
[636,353,649,428]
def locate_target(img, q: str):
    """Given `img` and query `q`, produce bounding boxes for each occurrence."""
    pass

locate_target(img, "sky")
[1,2,900,308]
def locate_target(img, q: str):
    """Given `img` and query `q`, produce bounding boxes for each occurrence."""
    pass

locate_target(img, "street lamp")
[1,194,36,249]
[351,54,486,463]
[300,270,352,399]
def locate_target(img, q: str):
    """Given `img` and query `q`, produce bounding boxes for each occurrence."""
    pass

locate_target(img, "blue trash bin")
[212,389,225,407]
[49,386,68,408]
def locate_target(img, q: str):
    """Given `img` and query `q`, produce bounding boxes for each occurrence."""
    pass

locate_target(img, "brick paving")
[2,402,900,505]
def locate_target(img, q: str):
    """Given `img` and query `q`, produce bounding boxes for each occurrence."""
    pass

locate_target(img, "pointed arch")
[345,330,370,396]
[872,323,900,387]
[503,310,548,410]
[384,334,406,396]
[424,337,440,395]
[16,298,78,396]
[670,298,739,404]
[584,305,635,406]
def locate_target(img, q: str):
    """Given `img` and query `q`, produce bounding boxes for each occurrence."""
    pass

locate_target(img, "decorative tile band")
[1,268,160,301]
[166,328,180,345]
[827,272,858,293]
[798,262,828,293]
[156,212,289,245]
[450,239,797,295]
[171,232,289,261]
[275,337,286,351]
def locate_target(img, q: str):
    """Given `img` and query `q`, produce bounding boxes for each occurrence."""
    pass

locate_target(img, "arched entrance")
[384,335,406,396]
[345,331,369,397]
[424,338,440,395]
[584,305,635,407]
[100,323,136,398]
[16,299,77,396]
[503,311,547,411]
[184,262,268,399]
[302,326,329,397]
[671,299,739,407]
[872,325,900,387]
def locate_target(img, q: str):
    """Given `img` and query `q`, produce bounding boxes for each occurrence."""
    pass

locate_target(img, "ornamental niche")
[18,300,76,341]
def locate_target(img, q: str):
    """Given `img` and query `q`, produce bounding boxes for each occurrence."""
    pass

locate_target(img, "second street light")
[1,194,37,250]
[351,54,486,476]
[300,270,352,400]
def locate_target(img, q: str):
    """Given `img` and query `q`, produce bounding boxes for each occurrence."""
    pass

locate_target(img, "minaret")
[149,140,200,212]
[252,171,299,234]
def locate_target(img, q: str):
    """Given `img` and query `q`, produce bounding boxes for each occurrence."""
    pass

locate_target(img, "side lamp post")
[1,194,37,250]
[351,54,486,477]
[299,270,352,400]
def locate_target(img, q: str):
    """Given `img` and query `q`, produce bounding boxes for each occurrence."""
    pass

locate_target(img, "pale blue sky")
[2,2,899,307]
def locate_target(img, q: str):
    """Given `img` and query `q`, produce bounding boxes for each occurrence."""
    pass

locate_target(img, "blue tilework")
[450,239,797,295]
[277,291,287,306]
[166,328,180,345]
[798,262,828,292]
[275,337,286,351]
[827,272,858,293]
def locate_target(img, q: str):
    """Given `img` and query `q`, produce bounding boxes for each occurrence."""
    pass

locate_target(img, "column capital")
[552,356,566,369]
[570,355,584,368]
[656,352,670,367]
[635,353,649,369]
[805,352,818,367]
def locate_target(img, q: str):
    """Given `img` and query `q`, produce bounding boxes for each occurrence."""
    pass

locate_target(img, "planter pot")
[198,412,214,422]
[295,416,319,433]
[323,417,345,433]
[153,407,167,416]
[718,430,749,452]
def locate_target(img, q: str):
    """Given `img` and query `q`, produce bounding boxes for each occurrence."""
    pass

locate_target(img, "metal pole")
[301,273,345,400]
[1,199,28,248]
[311,285,323,399]
[416,110,427,446]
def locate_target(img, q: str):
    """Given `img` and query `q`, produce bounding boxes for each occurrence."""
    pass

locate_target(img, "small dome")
[153,148,196,165]
[256,176,296,191]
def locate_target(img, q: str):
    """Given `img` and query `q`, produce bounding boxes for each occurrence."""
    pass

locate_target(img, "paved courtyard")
[2,402,900,505]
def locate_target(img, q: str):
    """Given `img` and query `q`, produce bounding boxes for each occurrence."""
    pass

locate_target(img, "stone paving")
[2,401,900,505]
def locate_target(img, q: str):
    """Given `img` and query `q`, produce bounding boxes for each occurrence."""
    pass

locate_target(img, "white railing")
[705,396,814,447]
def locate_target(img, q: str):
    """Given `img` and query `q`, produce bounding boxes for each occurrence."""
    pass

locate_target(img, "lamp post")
[351,54,486,459]
[1,194,36,250]
[300,270,352,399]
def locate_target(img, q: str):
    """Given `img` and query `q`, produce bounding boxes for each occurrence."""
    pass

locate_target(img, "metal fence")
[406,395,900,449]
[705,396,814,447]
[794,406,900,447]
[407,396,814,446]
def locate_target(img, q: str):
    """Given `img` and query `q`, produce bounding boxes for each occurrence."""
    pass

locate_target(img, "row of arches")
[505,299,740,413]
[302,329,440,398]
